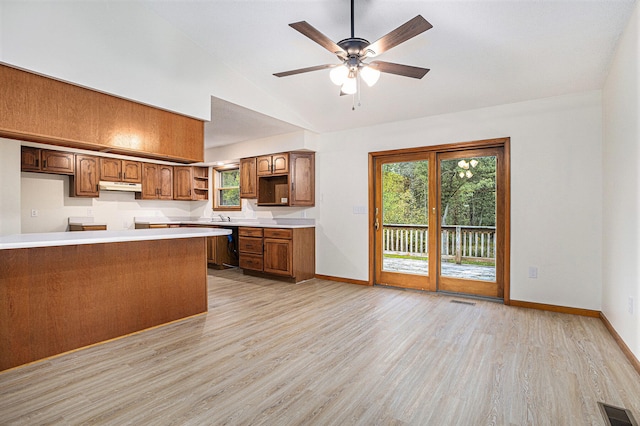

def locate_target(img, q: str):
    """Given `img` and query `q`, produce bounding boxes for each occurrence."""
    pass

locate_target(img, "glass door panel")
[374,152,434,291]
[381,160,429,275]
[437,148,503,299]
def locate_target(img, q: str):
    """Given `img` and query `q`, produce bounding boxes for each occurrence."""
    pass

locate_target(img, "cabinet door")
[173,166,193,200]
[271,153,289,174]
[256,155,273,176]
[290,152,315,206]
[207,236,216,263]
[21,146,41,172]
[141,163,159,199]
[158,165,174,200]
[263,238,293,276]
[100,158,122,181]
[122,160,142,183]
[73,155,99,197]
[240,157,257,198]
[42,151,74,174]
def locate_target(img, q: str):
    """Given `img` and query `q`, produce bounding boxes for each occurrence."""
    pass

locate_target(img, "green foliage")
[382,161,429,225]
[382,157,496,227]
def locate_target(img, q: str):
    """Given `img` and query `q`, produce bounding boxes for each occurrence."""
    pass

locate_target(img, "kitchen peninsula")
[0,227,230,371]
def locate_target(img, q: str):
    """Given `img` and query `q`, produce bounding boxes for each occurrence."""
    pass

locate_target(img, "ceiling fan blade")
[273,64,337,78]
[367,16,432,56]
[289,21,346,56]
[370,61,430,79]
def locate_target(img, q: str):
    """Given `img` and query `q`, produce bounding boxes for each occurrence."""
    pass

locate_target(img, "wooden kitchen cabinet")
[238,227,264,272]
[174,166,209,201]
[137,163,173,200]
[100,158,141,183]
[257,153,289,176]
[238,226,315,282]
[240,157,257,199]
[70,154,99,197]
[21,147,74,175]
[1,64,204,163]
[263,229,293,277]
[255,151,315,206]
[290,152,315,206]
[21,146,40,171]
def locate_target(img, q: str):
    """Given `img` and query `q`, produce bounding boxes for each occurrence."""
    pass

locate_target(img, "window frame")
[213,165,241,211]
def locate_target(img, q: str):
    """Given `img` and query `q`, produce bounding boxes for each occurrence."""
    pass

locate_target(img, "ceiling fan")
[273,0,432,98]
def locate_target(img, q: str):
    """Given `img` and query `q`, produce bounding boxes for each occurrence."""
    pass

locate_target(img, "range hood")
[99,181,142,192]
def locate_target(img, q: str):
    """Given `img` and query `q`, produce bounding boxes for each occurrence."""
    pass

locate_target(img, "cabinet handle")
[124,172,126,180]
[35,159,39,168]
[119,171,122,179]
[43,159,47,168]
[189,189,191,196]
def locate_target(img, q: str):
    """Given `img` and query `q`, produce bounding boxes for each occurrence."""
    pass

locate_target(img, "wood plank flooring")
[1,268,638,425]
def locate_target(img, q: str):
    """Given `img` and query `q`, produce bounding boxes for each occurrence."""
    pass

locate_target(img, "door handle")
[375,218,379,231]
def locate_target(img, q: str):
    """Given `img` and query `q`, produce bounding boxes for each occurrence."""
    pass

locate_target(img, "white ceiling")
[144,0,636,146]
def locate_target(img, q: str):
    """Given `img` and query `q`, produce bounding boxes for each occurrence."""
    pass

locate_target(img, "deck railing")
[383,224,496,264]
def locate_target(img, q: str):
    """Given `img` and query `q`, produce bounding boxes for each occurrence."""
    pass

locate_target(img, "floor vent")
[598,402,638,426]
[450,300,476,306]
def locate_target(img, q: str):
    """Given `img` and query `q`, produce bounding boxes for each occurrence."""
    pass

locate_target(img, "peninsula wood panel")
[0,238,207,371]
[0,64,204,163]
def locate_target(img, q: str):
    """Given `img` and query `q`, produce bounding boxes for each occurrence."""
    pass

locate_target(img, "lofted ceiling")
[143,0,636,146]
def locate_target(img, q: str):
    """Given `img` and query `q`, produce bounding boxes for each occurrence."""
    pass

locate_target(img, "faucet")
[218,214,231,222]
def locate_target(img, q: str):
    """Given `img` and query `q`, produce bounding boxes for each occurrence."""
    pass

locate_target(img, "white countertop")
[0,228,231,250]
[134,216,315,229]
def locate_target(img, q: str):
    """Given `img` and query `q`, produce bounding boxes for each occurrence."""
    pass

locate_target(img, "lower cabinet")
[238,226,314,282]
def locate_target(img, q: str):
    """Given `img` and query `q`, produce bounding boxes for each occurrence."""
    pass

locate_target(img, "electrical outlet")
[528,266,538,279]
[629,297,634,315]
[30,209,38,217]
[353,206,366,215]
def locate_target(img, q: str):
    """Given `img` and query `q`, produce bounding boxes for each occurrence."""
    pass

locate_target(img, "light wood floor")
[1,269,638,425]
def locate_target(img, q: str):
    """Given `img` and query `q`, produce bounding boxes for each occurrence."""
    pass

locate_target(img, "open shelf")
[258,175,289,206]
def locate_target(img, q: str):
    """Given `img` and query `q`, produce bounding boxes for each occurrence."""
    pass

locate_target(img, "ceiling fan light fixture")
[330,65,349,85]
[341,76,358,95]
[360,65,381,87]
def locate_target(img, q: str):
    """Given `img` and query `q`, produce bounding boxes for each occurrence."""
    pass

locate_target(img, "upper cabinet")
[1,64,204,163]
[70,155,99,197]
[173,166,208,201]
[100,158,141,183]
[290,152,315,206]
[21,147,74,175]
[257,153,289,176]
[137,163,173,200]
[240,157,257,199]
[243,151,314,207]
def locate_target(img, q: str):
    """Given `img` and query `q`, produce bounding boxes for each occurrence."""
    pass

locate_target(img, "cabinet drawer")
[239,236,263,254]
[239,227,263,237]
[239,253,263,271]
[263,228,293,240]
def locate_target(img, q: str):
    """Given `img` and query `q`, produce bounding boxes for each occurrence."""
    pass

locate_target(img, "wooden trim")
[368,137,510,158]
[502,139,511,304]
[600,312,640,375]
[510,300,600,317]
[315,274,371,286]
[368,153,376,286]
[0,312,207,375]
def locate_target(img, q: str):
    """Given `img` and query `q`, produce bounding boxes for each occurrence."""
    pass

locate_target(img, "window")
[213,166,241,210]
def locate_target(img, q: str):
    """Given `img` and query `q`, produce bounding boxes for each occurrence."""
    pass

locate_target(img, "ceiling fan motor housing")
[337,38,371,56]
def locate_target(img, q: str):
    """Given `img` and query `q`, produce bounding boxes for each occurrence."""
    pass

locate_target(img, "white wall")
[602,2,639,360]
[316,91,603,310]
[0,139,21,235]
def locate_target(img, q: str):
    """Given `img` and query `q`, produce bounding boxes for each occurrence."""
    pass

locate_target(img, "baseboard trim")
[509,299,600,317]
[600,312,640,375]
[314,274,371,286]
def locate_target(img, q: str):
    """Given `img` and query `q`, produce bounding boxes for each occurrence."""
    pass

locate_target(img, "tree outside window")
[214,167,241,210]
